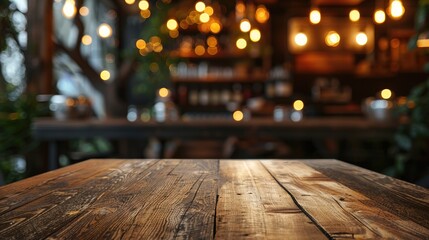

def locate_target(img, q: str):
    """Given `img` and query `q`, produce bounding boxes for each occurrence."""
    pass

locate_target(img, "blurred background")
[1,0,428,186]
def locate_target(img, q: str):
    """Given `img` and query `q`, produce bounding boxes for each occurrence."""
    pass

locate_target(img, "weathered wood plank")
[216,160,326,239]
[0,159,129,215]
[262,160,429,239]
[0,159,159,240]
[47,159,218,240]
[305,159,429,228]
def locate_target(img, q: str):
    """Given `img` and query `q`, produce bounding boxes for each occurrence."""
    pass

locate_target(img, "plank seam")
[260,161,333,240]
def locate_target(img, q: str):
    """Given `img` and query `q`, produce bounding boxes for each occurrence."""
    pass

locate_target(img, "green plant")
[387,0,429,184]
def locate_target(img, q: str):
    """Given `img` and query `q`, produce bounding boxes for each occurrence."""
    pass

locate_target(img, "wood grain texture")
[262,160,429,239]
[216,160,326,239]
[1,159,428,239]
[0,159,218,240]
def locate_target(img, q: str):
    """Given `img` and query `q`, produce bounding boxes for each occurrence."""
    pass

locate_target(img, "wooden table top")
[1,159,428,239]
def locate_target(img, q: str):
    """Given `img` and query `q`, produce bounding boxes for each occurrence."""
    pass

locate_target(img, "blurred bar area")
[1,0,429,187]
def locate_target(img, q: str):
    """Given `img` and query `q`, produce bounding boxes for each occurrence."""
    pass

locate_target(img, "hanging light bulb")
[62,0,76,19]
[309,8,321,24]
[374,9,386,24]
[388,0,405,20]
[356,32,368,46]
[294,33,308,47]
[240,19,251,33]
[349,9,360,22]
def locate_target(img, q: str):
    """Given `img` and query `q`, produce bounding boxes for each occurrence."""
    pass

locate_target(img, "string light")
[356,32,368,46]
[388,0,405,20]
[294,33,307,47]
[100,70,110,81]
[138,0,149,11]
[239,19,251,33]
[199,13,210,23]
[195,1,205,12]
[98,23,112,38]
[62,0,76,19]
[236,38,247,49]
[255,5,270,23]
[166,19,178,30]
[309,8,321,24]
[325,31,340,47]
[349,9,360,22]
[81,35,92,45]
[374,9,386,24]
[250,29,261,42]
[210,22,221,33]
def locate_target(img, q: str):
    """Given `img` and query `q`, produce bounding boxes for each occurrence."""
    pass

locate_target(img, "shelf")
[169,51,262,60]
[171,76,267,83]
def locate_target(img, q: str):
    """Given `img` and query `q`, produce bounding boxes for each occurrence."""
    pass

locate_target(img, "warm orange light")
[374,9,386,24]
[100,70,110,81]
[140,9,151,18]
[79,6,89,16]
[250,29,261,42]
[210,22,221,33]
[98,23,112,38]
[204,6,214,16]
[255,5,270,23]
[349,9,360,22]
[207,36,218,47]
[309,9,321,24]
[195,1,206,12]
[388,0,405,20]
[125,0,135,5]
[159,88,169,98]
[325,31,340,47]
[166,19,178,30]
[293,100,304,111]
[199,13,210,23]
[138,0,149,10]
[236,38,247,49]
[239,19,251,33]
[207,46,218,55]
[81,35,92,45]
[62,0,76,19]
[195,45,206,56]
[233,110,244,121]
[381,89,392,99]
[294,33,307,47]
[169,30,179,38]
[135,39,146,49]
[356,32,368,46]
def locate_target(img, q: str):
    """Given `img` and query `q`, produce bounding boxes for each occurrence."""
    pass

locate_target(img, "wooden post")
[26,0,54,94]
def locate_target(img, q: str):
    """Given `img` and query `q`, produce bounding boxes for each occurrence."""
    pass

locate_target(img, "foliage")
[388,0,429,183]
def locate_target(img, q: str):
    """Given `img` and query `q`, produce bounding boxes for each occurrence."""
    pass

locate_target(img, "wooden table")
[33,117,398,169]
[1,159,428,239]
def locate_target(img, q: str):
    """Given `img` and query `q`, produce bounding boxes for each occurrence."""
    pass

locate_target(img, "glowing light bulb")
[79,6,89,16]
[240,19,251,33]
[294,33,307,46]
[210,22,221,33]
[374,9,386,24]
[293,100,304,111]
[204,6,214,16]
[166,19,178,30]
[388,0,405,19]
[309,9,321,24]
[250,29,261,42]
[125,0,135,4]
[236,38,247,49]
[195,1,206,12]
[138,0,149,11]
[233,110,244,121]
[255,5,270,23]
[356,32,368,46]
[100,70,110,81]
[159,88,169,98]
[98,23,112,38]
[349,9,360,22]
[62,0,76,19]
[81,35,92,45]
[381,89,392,99]
[199,13,210,23]
[325,31,340,47]
[136,39,146,49]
